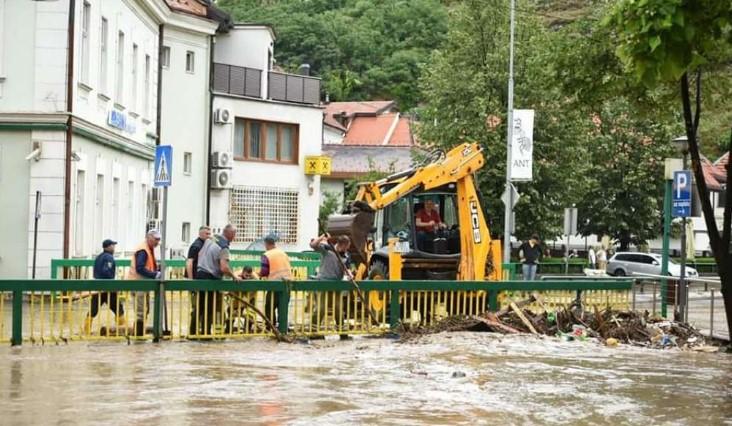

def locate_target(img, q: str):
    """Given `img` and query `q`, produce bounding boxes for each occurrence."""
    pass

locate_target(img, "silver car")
[607,252,698,278]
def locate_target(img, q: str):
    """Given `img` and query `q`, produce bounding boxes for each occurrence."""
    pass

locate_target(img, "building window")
[183,152,192,175]
[185,51,195,73]
[95,174,104,248]
[115,31,125,103]
[80,1,91,84]
[112,177,120,244]
[99,17,108,93]
[161,46,170,69]
[182,222,191,243]
[144,54,151,117]
[74,170,86,256]
[127,181,135,246]
[233,118,299,164]
[131,44,138,112]
[229,186,299,244]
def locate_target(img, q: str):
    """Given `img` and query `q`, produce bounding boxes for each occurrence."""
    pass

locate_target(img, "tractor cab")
[369,185,462,279]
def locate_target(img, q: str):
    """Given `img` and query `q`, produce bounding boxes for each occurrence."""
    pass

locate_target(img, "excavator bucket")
[326,210,375,266]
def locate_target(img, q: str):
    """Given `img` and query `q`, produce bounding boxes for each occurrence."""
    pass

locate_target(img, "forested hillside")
[217,0,730,243]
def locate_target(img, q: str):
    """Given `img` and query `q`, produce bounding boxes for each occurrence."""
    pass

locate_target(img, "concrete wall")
[214,26,273,98]
[71,0,159,145]
[160,26,211,255]
[210,95,323,251]
[323,126,343,145]
[70,134,152,259]
[0,132,31,278]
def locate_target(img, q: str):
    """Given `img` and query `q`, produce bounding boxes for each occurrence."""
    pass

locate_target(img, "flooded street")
[1,333,731,425]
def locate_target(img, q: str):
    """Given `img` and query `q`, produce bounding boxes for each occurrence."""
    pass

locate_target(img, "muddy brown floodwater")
[1,333,731,425]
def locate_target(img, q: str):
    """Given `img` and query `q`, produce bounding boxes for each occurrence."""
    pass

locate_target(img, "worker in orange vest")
[127,229,161,335]
[259,235,292,327]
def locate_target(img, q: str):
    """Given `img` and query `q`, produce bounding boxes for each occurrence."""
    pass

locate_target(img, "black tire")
[613,268,625,277]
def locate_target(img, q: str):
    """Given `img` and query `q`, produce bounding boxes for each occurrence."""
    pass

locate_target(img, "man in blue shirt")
[84,239,125,334]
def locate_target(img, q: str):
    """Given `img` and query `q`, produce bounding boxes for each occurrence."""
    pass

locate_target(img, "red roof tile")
[323,101,396,132]
[165,0,208,17]
[341,113,413,146]
[701,155,724,191]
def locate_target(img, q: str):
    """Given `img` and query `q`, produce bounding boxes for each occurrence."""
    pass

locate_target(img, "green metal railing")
[229,249,321,261]
[50,258,320,280]
[0,277,633,346]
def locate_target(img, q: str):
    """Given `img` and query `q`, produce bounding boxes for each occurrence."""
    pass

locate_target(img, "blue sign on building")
[154,145,173,188]
[672,170,692,218]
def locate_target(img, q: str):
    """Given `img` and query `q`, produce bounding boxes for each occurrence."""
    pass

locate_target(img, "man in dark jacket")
[84,239,125,334]
[519,234,542,281]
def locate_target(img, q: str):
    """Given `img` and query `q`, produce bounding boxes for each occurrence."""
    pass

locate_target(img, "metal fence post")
[12,290,22,346]
[389,289,400,330]
[278,284,290,335]
[709,289,714,338]
[153,283,163,342]
[631,282,636,311]
[488,290,499,311]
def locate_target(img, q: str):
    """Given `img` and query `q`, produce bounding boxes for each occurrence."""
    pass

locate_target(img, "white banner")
[509,109,534,181]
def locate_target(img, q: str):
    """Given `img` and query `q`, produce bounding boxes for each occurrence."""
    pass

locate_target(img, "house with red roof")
[321,101,419,207]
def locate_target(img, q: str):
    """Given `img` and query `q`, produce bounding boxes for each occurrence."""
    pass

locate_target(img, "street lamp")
[674,135,689,322]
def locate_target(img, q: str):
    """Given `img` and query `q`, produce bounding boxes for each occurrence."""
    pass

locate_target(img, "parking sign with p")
[672,170,692,218]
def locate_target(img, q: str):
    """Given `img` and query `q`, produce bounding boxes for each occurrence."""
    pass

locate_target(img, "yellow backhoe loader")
[327,142,503,282]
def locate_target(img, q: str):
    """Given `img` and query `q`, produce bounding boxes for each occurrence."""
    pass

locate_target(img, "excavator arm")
[330,142,502,281]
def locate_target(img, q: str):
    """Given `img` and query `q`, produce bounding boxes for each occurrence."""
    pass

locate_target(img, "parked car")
[606,252,698,278]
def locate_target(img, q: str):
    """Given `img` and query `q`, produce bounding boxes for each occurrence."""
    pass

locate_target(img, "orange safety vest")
[127,242,156,280]
[264,248,292,280]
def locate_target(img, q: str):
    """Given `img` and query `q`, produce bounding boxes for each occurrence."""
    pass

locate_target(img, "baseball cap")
[102,239,117,248]
[147,229,162,239]
[263,234,277,244]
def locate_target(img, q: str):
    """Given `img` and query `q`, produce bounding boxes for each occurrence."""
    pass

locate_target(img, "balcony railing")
[212,63,321,105]
[268,71,321,105]
[213,63,262,98]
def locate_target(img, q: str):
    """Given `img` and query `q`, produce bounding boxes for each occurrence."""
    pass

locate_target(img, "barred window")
[229,186,299,244]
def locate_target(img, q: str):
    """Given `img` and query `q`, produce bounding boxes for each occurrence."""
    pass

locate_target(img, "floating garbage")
[398,298,720,351]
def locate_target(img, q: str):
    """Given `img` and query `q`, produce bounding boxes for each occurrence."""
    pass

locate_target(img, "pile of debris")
[400,294,720,351]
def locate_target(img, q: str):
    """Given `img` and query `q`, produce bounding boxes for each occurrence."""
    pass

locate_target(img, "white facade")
[210,27,323,251]
[0,0,218,278]
[160,15,217,256]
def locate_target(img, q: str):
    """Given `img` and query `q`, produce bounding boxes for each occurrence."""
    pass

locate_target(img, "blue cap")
[102,239,117,248]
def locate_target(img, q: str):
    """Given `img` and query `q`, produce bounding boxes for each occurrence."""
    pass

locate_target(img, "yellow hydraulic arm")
[353,142,502,280]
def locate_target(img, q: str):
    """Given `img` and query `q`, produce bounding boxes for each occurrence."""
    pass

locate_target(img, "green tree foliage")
[216,0,448,109]
[418,0,590,240]
[318,192,342,234]
[547,8,681,248]
[576,100,675,250]
[606,0,732,333]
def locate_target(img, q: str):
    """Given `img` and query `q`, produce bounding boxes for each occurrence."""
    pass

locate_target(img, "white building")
[209,26,323,251]
[0,1,324,278]
[0,0,214,278]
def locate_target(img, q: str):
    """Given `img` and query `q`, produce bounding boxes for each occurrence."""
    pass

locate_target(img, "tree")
[418,0,591,241]
[606,0,732,336]
[545,10,681,250]
[577,99,675,250]
[216,0,448,109]
[319,192,342,234]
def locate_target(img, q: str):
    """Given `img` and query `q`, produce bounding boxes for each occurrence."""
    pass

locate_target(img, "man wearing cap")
[83,239,125,334]
[260,235,292,326]
[127,229,161,335]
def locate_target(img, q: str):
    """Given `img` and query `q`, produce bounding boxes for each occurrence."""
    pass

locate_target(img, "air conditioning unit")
[213,108,231,124]
[210,169,232,189]
[211,151,233,169]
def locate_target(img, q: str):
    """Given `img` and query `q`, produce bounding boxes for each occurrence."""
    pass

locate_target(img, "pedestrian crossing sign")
[304,155,332,176]
[154,145,173,187]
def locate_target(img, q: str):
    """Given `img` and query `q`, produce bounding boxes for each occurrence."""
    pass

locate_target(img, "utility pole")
[502,0,516,265]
